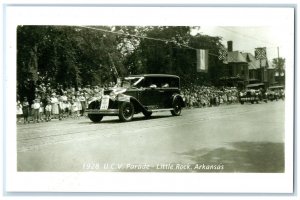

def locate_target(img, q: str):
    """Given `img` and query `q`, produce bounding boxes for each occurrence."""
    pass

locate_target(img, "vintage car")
[86,74,185,122]
[239,83,268,104]
[239,89,262,104]
[267,85,285,101]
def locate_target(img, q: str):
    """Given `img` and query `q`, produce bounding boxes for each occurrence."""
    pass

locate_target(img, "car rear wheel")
[119,102,134,122]
[88,114,103,123]
[171,98,182,116]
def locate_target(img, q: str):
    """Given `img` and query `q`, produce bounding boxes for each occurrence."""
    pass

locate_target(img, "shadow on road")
[176,142,284,173]
[78,115,173,124]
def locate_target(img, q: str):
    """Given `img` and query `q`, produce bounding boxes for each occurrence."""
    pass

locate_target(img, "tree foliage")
[17,25,226,99]
[272,57,285,75]
[124,26,225,86]
[17,26,123,99]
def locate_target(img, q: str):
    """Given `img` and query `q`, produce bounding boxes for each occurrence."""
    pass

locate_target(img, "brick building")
[220,41,275,88]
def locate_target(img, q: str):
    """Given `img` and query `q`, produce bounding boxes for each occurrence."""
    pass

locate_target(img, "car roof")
[128,74,180,79]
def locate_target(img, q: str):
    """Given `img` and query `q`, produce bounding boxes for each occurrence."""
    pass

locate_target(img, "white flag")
[197,49,208,72]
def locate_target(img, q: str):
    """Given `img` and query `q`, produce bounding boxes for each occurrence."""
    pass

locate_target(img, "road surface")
[17,101,285,172]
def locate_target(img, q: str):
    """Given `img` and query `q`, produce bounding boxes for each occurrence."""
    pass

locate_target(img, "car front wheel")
[119,102,135,122]
[171,98,182,116]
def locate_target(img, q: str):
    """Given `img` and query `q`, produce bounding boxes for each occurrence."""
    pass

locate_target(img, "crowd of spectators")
[181,85,239,108]
[16,82,114,124]
[16,82,240,124]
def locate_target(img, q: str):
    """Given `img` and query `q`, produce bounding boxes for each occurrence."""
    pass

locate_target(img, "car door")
[158,77,180,108]
[139,77,161,109]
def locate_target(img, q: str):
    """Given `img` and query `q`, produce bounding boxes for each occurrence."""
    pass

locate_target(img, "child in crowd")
[45,100,52,122]
[58,96,65,120]
[75,94,82,117]
[79,93,86,116]
[71,100,78,119]
[39,101,44,122]
[65,99,71,117]
[32,99,41,123]
[17,100,23,123]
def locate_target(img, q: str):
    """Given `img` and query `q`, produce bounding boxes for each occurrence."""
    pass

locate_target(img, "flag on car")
[196,49,208,72]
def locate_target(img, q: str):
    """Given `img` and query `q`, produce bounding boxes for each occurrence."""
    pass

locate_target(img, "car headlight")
[88,96,101,105]
[110,88,127,100]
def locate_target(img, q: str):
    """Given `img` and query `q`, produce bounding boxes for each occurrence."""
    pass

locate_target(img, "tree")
[272,57,285,75]
[17,25,126,100]
[17,25,227,100]
[124,26,192,75]
[124,26,225,86]
[272,57,285,85]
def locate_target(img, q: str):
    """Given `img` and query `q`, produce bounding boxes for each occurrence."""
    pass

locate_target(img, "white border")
[3,5,295,193]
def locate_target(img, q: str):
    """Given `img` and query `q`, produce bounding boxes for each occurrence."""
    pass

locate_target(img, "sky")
[192,26,294,66]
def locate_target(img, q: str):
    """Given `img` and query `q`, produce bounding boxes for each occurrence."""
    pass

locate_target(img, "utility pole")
[260,58,263,83]
[277,46,284,85]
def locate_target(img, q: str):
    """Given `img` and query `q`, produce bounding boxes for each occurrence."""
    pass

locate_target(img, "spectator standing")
[17,100,23,123]
[32,99,41,123]
[39,101,44,122]
[22,97,30,124]
[45,100,52,122]
[79,93,86,116]
[75,94,82,117]
[51,93,59,119]
[58,96,65,120]
[71,100,78,118]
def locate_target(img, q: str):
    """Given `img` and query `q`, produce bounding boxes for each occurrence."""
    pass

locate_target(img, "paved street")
[17,101,285,172]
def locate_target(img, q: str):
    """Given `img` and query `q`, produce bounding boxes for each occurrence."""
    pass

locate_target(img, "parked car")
[86,74,185,122]
[239,83,267,104]
[267,85,285,101]
[239,89,262,104]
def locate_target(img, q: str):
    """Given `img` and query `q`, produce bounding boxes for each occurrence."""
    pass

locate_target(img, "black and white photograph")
[2,2,297,195]
[16,25,286,173]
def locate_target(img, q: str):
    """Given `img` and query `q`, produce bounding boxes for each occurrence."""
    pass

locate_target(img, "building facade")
[220,41,276,88]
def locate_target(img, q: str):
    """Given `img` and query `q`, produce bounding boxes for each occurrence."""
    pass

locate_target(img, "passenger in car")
[149,84,157,88]
[162,83,169,88]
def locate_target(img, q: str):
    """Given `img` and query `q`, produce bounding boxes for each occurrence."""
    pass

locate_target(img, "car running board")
[148,108,173,112]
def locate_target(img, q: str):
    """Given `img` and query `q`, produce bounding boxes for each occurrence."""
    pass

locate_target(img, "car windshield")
[120,77,144,88]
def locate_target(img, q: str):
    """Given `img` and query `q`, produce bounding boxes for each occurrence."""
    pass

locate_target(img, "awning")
[246,83,265,88]
[269,85,284,89]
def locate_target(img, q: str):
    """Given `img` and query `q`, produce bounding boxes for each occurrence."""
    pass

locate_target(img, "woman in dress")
[51,93,59,119]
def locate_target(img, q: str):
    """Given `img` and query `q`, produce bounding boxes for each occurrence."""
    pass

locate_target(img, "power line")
[78,26,282,53]
[77,25,196,49]
[76,25,221,58]
[77,25,281,59]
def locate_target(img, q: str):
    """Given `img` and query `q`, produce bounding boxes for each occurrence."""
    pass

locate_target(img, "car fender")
[123,96,151,115]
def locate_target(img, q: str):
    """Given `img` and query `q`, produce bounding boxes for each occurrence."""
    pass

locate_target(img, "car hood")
[88,87,128,104]
[109,87,127,95]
